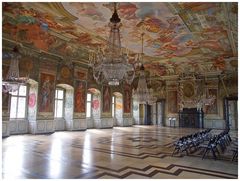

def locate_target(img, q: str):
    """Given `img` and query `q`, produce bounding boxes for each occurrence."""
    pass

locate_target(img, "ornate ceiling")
[2,2,238,78]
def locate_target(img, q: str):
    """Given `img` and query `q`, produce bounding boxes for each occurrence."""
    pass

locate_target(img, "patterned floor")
[2,126,238,179]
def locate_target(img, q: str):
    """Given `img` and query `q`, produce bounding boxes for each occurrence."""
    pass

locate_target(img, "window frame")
[54,88,65,119]
[9,84,28,120]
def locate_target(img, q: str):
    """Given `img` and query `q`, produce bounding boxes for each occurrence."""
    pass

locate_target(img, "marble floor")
[2,126,238,179]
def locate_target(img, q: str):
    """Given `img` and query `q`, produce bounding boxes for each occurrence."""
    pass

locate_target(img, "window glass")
[19,85,27,96]
[112,104,115,117]
[57,100,63,117]
[10,85,27,119]
[55,90,58,98]
[17,97,26,118]
[10,85,19,96]
[10,97,17,118]
[87,93,91,101]
[86,102,91,117]
[57,90,64,99]
[54,89,64,118]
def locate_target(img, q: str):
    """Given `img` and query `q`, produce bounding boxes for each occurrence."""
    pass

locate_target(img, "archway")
[87,88,101,128]
[55,84,74,131]
[132,100,145,125]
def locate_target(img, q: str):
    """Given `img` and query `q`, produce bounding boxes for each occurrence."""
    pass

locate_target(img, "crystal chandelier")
[132,66,157,105]
[147,87,157,105]
[133,33,157,105]
[2,46,28,93]
[147,69,158,105]
[89,3,135,86]
[133,64,150,104]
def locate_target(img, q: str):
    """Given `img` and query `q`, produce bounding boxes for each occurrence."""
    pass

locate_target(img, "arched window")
[54,88,65,118]
[86,93,92,118]
[87,88,101,123]
[112,92,123,126]
[10,85,27,119]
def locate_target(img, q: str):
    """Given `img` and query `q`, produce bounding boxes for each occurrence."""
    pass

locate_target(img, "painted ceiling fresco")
[2,2,238,77]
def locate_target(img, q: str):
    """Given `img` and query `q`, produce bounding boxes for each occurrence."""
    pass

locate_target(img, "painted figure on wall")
[205,89,218,114]
[124,85,131,113]
[168,91,178,113]
[39,73,54,112]
[103,86,110,112]
[75,81,86,113]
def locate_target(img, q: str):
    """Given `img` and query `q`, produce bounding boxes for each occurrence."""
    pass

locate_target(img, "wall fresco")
[102,86,111,113]
[124,84,131,113]
[57,65,73,85]
[74,68,88,80]
[205,89,218,114]
[168,91,178,113]
[28,93,36,108]
[38,73,55,112]
[74,81,86,113]
[2,2,237,78]
[19,57,33,78]
[28,83,38,122]
[92,93,100,119]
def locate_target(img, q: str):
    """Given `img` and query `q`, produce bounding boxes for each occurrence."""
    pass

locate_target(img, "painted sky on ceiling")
[2,2,238,76]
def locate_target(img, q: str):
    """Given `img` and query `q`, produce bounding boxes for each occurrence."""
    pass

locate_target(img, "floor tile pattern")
[2,126,238,179]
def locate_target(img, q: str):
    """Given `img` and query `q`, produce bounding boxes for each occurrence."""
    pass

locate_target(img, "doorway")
[144,104,152,125]
[224,97,238,130]
[156,101,165,126]
[113,92,123,126]
[228,100,238,130]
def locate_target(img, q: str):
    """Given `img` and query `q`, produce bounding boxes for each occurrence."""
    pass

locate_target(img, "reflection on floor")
[2,126,238,179]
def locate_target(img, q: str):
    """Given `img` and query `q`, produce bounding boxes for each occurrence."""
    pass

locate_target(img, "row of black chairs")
[172,129,212,156]
[200,129,232,160]
[231,144,238,161]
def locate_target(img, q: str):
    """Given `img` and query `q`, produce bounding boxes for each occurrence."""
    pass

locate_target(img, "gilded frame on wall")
[183,81,195,99]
